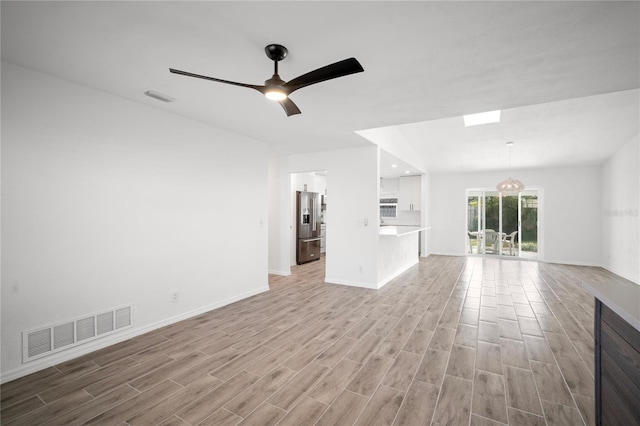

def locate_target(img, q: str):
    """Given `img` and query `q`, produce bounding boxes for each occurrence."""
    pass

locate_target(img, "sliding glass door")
[467,190,538,259]
[501,194,520,256]
[520,191,538,259]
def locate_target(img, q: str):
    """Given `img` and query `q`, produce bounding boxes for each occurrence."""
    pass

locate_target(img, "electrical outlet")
[171,292,179,303]
[359,266,363,273]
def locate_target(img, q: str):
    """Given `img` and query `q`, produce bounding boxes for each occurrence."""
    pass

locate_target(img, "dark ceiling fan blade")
[278,98,301,116]
[283,58,364,93]
[169,68,265,93]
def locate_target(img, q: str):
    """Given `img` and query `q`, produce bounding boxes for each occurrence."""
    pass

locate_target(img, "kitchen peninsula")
[379,225,424,236]
[378,225,427,288]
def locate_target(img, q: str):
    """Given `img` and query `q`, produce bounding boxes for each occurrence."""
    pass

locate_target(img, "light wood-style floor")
[1,255,608,425]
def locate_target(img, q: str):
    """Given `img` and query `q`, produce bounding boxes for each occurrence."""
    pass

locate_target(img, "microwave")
[380,198,398,218]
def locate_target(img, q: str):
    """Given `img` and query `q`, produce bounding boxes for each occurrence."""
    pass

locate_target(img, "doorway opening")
[467,189,539,259]
[289,171,327,279]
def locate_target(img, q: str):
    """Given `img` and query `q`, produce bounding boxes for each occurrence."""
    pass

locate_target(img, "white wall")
[279,146,380,288]
[268,152,291,276]
[602,134,640,283]
[430,166,602,265]
[421,171,432,256]
[314,173,327,197]
[291,172,317,193]
[356,126,426,172]
[1,62,270,381]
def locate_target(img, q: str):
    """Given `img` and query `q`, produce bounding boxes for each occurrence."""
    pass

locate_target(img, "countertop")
[583,280,640,332]
[379,225,428,236]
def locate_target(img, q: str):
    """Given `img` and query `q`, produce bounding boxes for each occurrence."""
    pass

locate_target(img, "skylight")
[463,110,501,127]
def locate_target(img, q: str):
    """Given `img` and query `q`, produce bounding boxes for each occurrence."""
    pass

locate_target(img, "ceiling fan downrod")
[264,44,288,99]
[265,44,287,77]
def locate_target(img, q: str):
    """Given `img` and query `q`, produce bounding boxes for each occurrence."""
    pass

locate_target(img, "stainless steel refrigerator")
[296,191,321,264]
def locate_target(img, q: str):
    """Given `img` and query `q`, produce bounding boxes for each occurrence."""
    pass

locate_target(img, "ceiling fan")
[169,44,364,117]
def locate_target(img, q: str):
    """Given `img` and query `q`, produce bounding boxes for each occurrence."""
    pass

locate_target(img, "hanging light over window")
[496,142,525,195]
[496,177,525,195]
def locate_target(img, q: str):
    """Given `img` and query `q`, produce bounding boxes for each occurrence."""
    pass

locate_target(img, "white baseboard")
[324,277,377,290]
[429,251,466,257]
[544,259,602,267]
[268,269,291,276]
[1,285,269,384]
[602,266,640,285]
[377,260,419,289]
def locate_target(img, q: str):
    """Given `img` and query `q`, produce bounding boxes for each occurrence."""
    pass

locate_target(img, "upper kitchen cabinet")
[292,171,327,194]
[314,172,327,196]
[380,177,399,196]
[399,175,421,211]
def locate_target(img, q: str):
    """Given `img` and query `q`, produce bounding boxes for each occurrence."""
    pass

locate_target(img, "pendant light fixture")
[496,141,525,195]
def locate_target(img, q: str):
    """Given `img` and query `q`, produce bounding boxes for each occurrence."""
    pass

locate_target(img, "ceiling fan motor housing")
[265,74,285,87]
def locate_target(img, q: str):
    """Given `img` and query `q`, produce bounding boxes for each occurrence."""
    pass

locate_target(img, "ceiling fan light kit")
[169,43,364,116]
[265,89,287,101]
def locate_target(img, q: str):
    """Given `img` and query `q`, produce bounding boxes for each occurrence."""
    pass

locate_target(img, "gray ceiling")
[2,1,639,173]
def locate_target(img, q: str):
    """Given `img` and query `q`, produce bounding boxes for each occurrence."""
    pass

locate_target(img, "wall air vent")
[22,305,133,363]
[27,329,52,359]
[53,323,74,350]
[76,317,96,342]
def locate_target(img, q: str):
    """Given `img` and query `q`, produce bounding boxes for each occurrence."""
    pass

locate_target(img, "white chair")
[467,231,478,253]
[480,229,500,254]
[503,231,519,255]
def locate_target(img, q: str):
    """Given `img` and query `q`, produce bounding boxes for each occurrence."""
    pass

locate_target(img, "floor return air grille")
[22,305,133,363]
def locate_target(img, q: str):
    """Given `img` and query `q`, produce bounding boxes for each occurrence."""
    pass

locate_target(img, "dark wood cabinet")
[594,299,640,425]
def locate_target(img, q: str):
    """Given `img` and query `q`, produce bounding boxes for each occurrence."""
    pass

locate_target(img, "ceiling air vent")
[22,305,133,363]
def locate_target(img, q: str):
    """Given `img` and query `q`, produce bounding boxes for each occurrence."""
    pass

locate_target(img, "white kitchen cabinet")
[380,177,399,196]
[314,173,327,197]
[399,175,421,211]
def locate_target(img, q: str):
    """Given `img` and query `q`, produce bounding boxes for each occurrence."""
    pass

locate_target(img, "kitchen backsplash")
[381,210,421,226]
